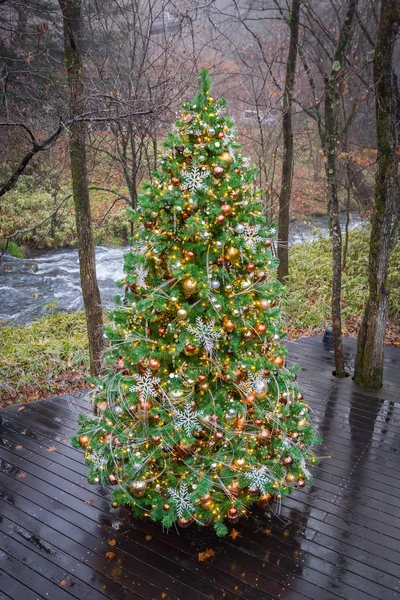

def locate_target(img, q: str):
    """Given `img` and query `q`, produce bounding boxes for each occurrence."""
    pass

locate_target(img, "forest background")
[0,0,399,404]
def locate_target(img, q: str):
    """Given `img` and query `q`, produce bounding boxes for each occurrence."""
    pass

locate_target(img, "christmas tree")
[74,70,319,536]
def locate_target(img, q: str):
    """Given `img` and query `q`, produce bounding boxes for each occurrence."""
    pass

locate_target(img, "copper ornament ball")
[108,473,118,485]
[149,358,161,370]
[227,506,239,522]
[185,343,198,356]
[213,165,225,178]
[177,516,194,528]
[257,493,274,509]
[255,323,267,335]
[221,203,232,215]
[215,214,225,225]
[274,356,285,368]
[246,262,255,272]
[171,177,180,186]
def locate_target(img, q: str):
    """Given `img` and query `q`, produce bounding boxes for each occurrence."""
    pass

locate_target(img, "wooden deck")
[1,335,400,600]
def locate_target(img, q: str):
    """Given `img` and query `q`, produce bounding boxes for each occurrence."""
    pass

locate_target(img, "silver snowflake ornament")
[187,317,221,355]
[129,369,160,399]
[173,405,204,436]
[243,224,263,249]
[246,466,273,495]
[167,483,195,518]
[180,164,210,195]
[239,371,269,394]
[87,451,107,470]
[134,265,148,289]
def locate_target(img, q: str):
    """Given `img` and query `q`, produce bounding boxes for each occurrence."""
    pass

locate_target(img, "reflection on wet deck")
[1,335,400,600]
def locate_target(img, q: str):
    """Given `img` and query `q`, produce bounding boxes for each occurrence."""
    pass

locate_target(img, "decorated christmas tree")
[73,70,319,536]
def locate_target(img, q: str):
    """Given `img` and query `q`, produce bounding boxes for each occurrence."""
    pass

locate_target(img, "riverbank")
[2,227,399,407]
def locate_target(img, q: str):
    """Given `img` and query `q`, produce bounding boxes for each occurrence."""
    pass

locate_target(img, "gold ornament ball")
[234,457,246,468]
[224,246,240,263]
[274,356,285,368]
[163,503,171,511]
[199,382,209,392]
[222,317,236,333]
[285,473,296,483]
[257,299,271,311]
[177,308,188,320]
[218,151,233,167]
[298,418,308,428]
[78,435,89,448]
[182,277,197,295]
[130,481,147,498]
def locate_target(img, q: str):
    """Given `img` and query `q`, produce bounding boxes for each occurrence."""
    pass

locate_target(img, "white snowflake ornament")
[246,466,273,495]
[167,483,195,517]
[134,265,148,289]
[180,164,210,196]
[129,369,160,399]
[187,317,221,355]
[173,405,204,436]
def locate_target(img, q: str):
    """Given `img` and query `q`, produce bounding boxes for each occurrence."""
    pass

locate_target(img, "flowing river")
[0,213,362,325]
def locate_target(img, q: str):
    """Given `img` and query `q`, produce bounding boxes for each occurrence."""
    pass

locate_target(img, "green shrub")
[282,226,400,333]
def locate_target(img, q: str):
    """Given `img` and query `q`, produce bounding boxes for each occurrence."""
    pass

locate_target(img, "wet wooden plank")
[1,336,400,600]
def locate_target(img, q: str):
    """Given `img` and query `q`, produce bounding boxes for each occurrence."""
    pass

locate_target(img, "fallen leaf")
[105,551,116,561]
[60,579,67,586]
[15,445,23,450]
[198,548,215,562]
[264,529,272,536]
[230,529,240,540]
[84,499,94,505]
[108,539,117,546]
[47,446,57,452]
[145,535,152,541]
[17,406,25,412]
[17,472,26,478]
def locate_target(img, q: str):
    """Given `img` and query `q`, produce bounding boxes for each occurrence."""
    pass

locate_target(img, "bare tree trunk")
[323,0,359,378]
[59,0,103,376]
[277,0,300,283]
[354,0,399,389]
